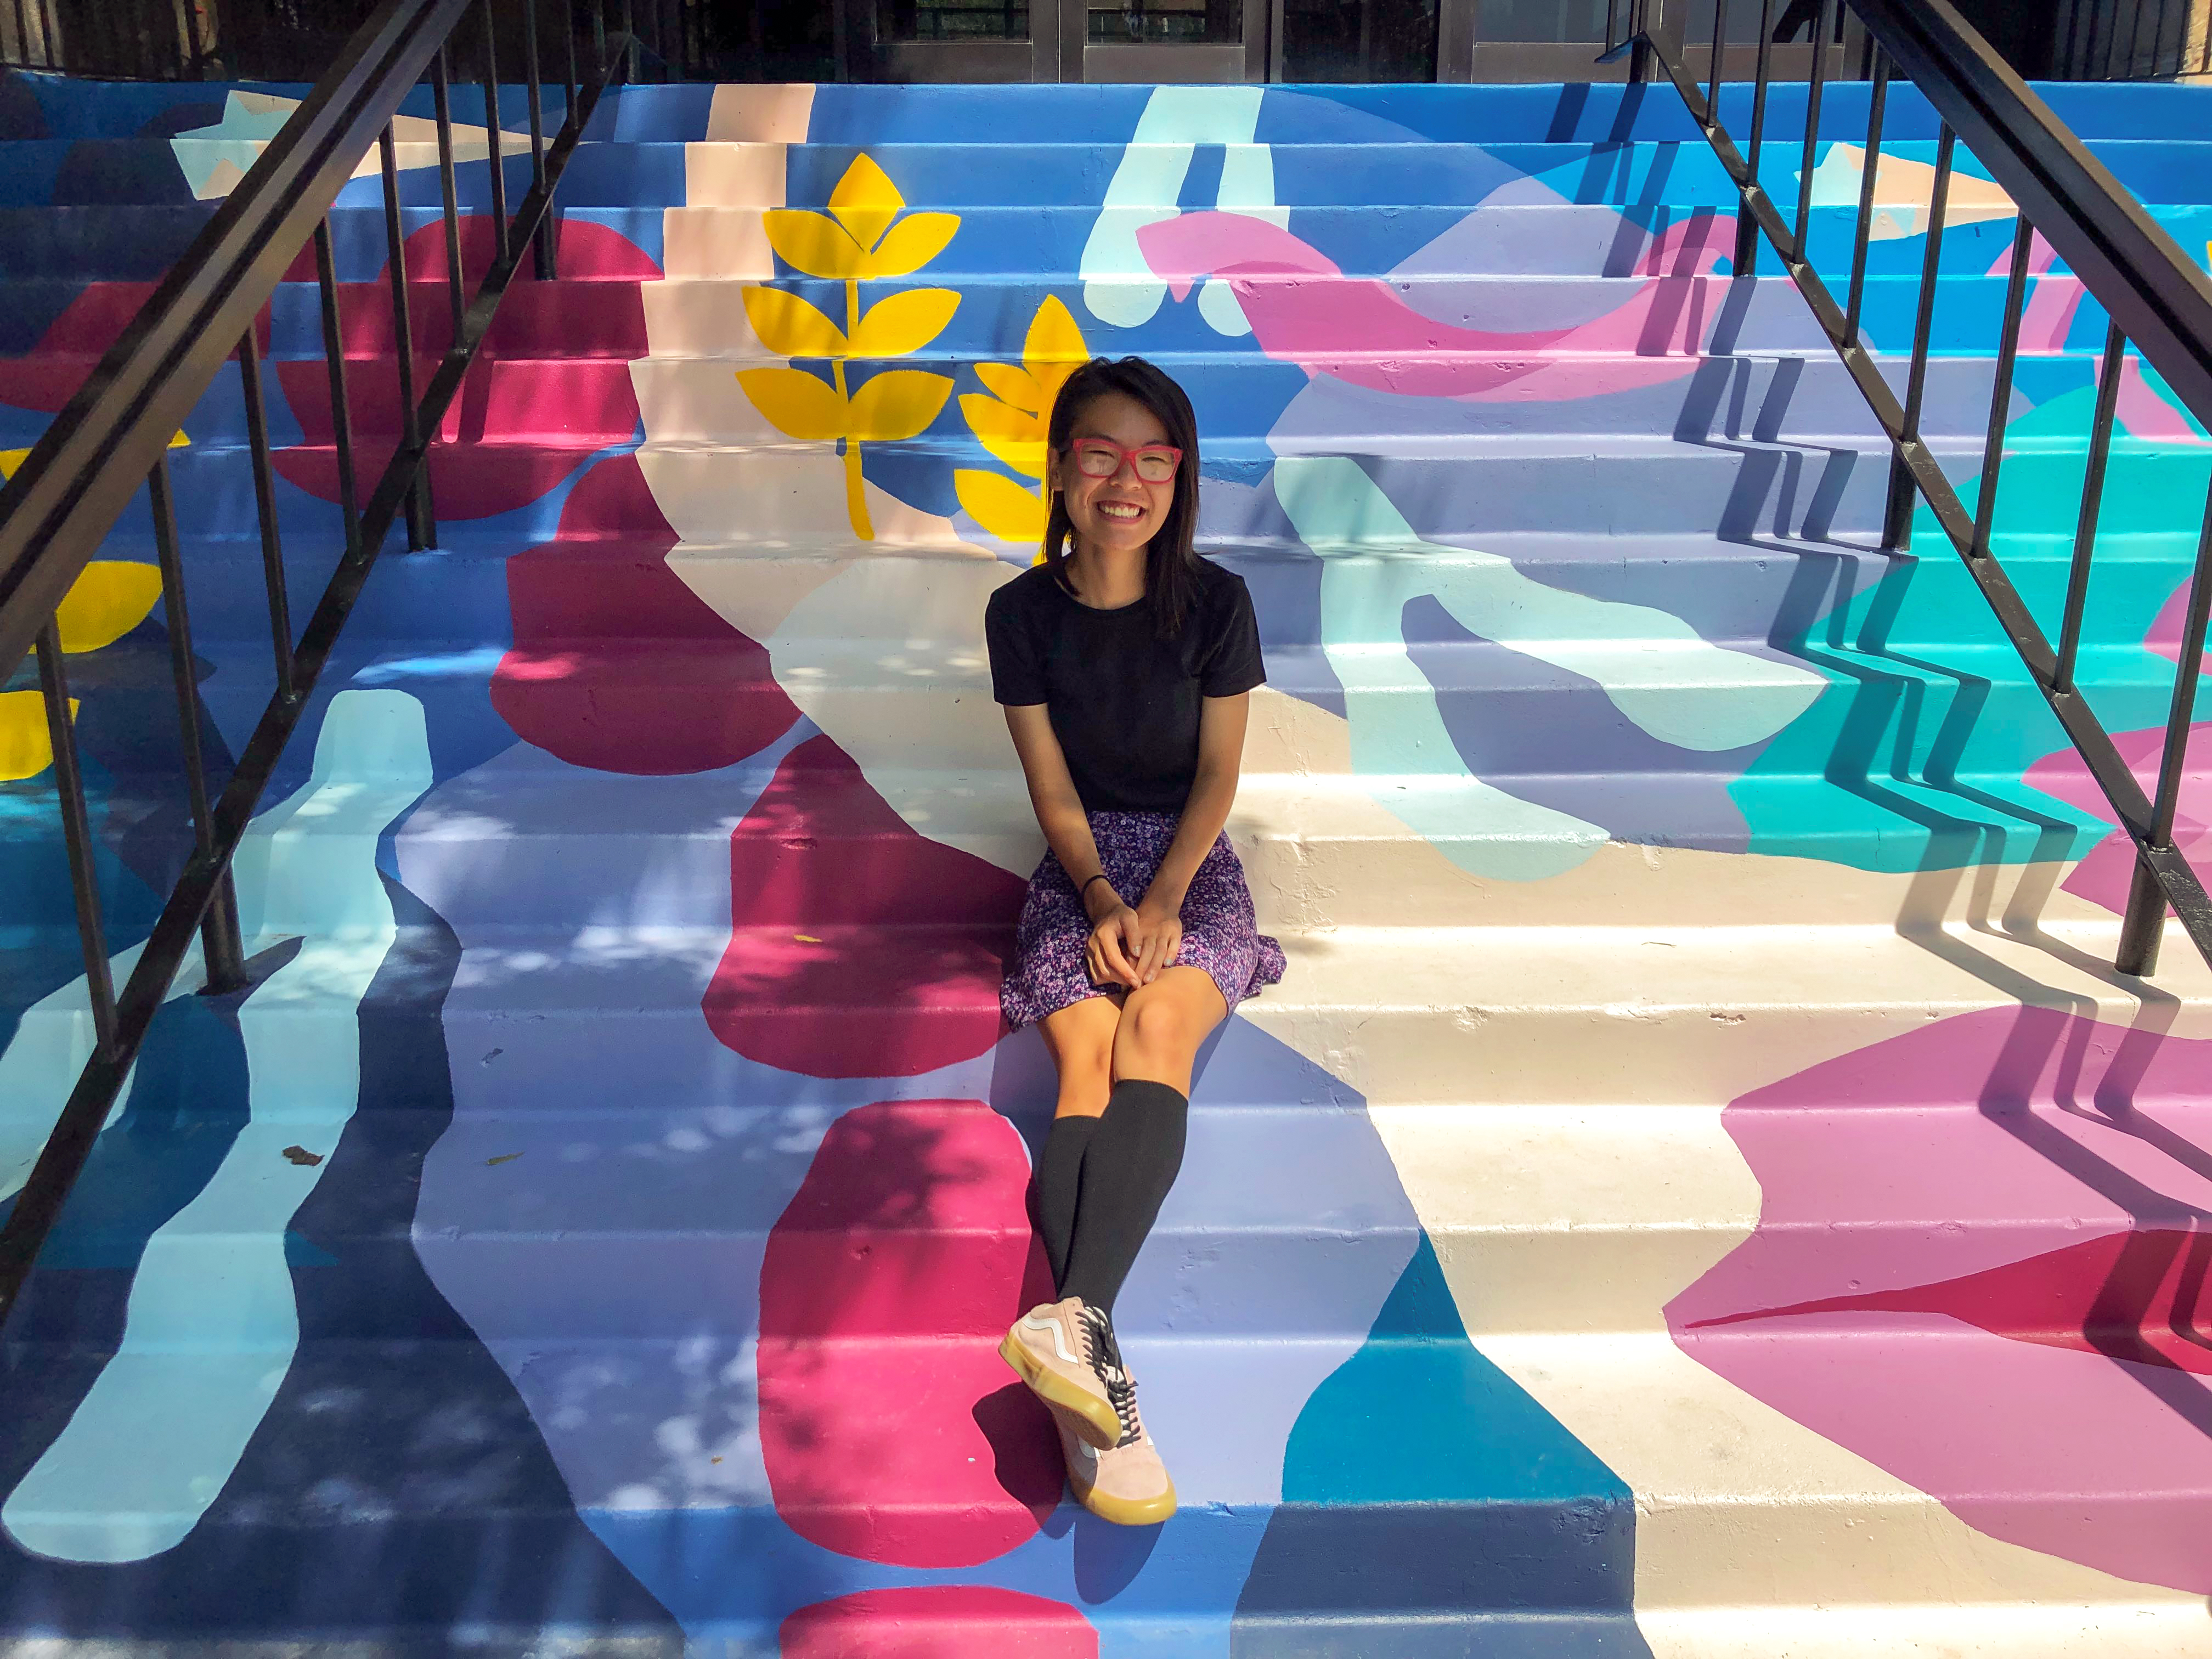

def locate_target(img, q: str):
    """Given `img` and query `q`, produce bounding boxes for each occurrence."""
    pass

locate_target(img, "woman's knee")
[1115,988,1201,1068]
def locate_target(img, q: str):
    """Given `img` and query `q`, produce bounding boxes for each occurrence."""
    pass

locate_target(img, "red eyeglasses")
[1068,438,1183,483]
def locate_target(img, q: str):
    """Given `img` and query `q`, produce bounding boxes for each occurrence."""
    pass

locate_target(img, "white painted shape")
[3,691,433,1564]
[1272,455,1826,752]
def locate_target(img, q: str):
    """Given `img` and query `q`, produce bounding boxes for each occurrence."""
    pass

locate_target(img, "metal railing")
[0,0,631,1319]
[1607,0,2212,980]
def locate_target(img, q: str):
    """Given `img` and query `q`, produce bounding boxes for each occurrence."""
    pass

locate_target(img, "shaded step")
[580,76,2210,145]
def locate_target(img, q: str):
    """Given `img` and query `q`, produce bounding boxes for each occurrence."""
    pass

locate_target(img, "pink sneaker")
[1053,1365,1176,1527]
[1000,1297,1121,1449]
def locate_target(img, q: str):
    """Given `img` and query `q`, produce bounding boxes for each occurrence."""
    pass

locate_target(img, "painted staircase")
[2,67,2211,1657]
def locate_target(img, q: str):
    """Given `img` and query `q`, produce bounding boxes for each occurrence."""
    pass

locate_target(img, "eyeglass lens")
[1075,442,1176,481]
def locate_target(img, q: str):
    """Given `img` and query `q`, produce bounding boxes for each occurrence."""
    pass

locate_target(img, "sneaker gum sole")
[1066,1457,1178,1529]
[997,1328,1123,1451]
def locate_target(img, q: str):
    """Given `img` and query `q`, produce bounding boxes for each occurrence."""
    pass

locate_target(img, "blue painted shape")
[1231,1238,1650,1658]
[0,879,682,1642]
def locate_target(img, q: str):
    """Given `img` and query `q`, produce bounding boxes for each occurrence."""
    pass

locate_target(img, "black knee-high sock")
[1034,1114,1098,1295]
[1057,1079,1189,1317]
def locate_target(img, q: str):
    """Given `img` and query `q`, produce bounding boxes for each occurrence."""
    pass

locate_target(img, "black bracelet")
[1080,873,1111,901]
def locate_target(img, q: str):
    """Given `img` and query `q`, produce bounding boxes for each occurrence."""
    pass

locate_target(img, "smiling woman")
[982,356,1283,1529]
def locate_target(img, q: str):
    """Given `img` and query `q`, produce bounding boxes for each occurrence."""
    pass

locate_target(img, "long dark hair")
[1041,356,1204,639]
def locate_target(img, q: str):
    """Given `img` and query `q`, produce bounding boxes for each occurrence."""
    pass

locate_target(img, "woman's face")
[1050,390,1177,559]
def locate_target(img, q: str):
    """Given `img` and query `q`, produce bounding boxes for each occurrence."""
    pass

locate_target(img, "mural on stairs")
[0,65,2209,1655]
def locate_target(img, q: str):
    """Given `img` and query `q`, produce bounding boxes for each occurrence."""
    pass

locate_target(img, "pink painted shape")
[703,735,1024,1077]
[2116,357,2211,445]
[2019,560,2210,913]
[490,453,800,774]
[1671,1005,2212,1590]
[2149,580,2212,668]
[0,282,270,414]
[1686,1312,2212,1594]
[273,217,652,518]
[1133,212,1722,402]
[758,1100,1062,1568]
[779,1587,1096,1657]
[2025,718,2208,915]
[1690,1227,2212,1376]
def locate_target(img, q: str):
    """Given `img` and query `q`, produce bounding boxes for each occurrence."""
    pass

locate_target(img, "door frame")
[861,0,1272,81]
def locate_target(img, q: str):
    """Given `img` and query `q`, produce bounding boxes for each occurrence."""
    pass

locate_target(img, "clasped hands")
[1082,883,1182,990]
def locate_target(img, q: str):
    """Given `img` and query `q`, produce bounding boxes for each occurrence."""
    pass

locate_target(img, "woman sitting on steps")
[988,355,1285,1527]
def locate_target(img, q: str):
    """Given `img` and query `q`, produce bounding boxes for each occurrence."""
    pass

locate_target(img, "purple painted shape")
[1671,1005,2212,1590]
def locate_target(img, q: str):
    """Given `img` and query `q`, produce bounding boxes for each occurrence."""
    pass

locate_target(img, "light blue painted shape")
[2,690,435,1565]
[166,90,292,198]
[1269,455,1825,878]
[1080,85,1285,334]
[2,935,225,1206]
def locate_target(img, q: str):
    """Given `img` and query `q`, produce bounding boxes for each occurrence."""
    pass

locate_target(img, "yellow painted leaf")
[57,560,163,653]
[849,288,961,359]
[742,286,848,358]
[736,366,849,442]
[763,209,867,280]
[955,468,1048,545]
[975,360,1040,414]
[845,369,952,443]
[828,153,905,253]
[861,211,959,279]
[960,392,1045,479]
[1024,295,1091,375]
[2,430,184,485]
[0,690,73,782]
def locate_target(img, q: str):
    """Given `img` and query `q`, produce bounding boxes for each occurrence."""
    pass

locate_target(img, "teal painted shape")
[1232,1238,1646,1652]
[1735,386,2212,871]
[1280,1235,1628,1508]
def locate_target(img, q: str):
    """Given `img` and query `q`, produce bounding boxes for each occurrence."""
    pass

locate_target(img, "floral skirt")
[1000,810,1286,1030]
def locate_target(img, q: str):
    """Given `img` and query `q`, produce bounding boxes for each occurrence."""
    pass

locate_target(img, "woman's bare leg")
[1040,993,1121,1119]
[1111,966,1227,1094]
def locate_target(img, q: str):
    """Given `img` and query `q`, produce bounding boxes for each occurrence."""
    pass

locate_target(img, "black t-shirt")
[985,559,1266,815]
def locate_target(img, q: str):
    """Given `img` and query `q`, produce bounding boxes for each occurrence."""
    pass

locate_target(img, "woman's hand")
[1081,882,1183,989]
[1082,882,1144,990]
[1131,896,1183,986]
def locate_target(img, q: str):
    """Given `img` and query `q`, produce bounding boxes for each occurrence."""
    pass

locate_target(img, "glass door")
[1434,0,1861,82]
[872,0,1046,80]
[1082,0,1259,79]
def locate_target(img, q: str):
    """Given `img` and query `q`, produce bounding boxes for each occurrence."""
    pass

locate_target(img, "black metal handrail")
[1616,0,2212,980]
[0,0,630,1319]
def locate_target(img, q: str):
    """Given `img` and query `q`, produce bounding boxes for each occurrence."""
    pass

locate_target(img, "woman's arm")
[1002,703,1144,989]
[1132,691,1250,984]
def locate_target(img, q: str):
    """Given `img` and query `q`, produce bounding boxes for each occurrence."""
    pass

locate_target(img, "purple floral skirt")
[1000,810,1286,1030]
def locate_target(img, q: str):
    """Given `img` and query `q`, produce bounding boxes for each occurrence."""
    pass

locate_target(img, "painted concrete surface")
[0,66,2210,1655]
